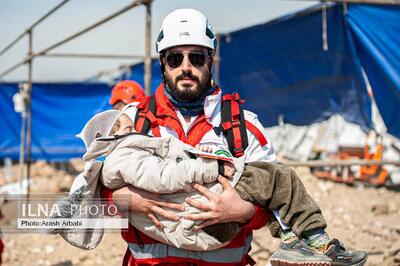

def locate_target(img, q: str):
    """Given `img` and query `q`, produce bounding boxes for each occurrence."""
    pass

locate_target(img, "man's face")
[162,45,213,102]
[113,101,126,111]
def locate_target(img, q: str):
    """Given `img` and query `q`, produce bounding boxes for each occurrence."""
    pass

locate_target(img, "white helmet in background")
[156,8,217,53]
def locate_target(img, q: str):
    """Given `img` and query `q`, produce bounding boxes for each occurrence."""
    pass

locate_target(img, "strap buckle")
[232,92,245,104]
[234,147,245,157]
[231,120,240,128]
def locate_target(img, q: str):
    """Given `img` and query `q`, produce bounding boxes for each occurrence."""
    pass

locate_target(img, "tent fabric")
[218,5,372,130]
[347,5,400,139]
[0,82,112,161]
[120,60,162,94]
[122,5,373,131]
[2,4,399,161]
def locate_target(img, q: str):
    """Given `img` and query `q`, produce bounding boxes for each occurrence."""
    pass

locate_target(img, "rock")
[394,253,400,264]
[389,241,400,256]
[318,181,334,193]
[58,175,73,192]
[362,225,368,232]
[335,207,345,214]
[371,203,390,215]
[373,221,384,228]
[32,247,41,253]
[388,201,398,214]
[45,245,54,254]
[343,214,352,222]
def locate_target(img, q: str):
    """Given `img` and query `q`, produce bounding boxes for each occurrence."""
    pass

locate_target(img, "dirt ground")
[0,161,399,266]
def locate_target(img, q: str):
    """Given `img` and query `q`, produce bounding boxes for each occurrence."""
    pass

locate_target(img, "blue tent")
[123,4,399,136]
[218,4,372,130]
[347,5,400,140]
[0,82,112,161]
[1,4,399,161]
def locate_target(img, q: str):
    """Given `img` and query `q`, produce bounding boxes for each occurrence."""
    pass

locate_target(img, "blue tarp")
[0,82,112,161]
[123,5,376,132]
[218,5,372,129]
[120,60,162,94]
[347,5,400,139]
[1,4,399,161]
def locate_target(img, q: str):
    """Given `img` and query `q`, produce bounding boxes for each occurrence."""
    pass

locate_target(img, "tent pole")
[0,0,148,80]
[214,34,221,85]
[18,83,26,193]
[144,0,152,95]
[26,30,33,201]
[0,0,70,59]
[41,53,145,60]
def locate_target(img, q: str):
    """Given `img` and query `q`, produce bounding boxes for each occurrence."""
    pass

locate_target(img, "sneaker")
[323,239,367,266]
[270,238,332,266]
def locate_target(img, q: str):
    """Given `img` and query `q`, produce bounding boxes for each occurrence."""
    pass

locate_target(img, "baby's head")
[77,110,135,150]
[109,113,134,136]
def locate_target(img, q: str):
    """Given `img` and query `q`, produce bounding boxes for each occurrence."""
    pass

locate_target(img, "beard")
[165,71,211,102]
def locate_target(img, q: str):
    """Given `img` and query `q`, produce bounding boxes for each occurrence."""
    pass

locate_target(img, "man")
[109,80,145,110]
[106,9,364,266]
[104,9,269,266]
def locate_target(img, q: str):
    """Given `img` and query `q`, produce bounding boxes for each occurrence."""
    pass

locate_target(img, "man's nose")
[181,54,192,72]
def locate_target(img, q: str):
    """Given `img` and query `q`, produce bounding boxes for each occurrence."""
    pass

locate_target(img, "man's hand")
[112,185,185,229]
[184,176,255,231]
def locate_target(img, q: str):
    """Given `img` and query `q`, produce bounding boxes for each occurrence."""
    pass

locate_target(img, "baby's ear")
[95,132,102,138]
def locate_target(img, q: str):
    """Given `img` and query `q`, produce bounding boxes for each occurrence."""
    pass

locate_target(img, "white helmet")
[156,9,217,53]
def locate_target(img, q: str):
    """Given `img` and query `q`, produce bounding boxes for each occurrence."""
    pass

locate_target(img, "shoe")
[270,238,332,266]
[323,239,367,266]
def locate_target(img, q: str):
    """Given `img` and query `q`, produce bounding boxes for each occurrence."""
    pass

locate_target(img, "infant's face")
[110,114,134,135]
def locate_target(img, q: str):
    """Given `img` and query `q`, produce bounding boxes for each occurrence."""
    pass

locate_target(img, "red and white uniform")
[103,83,276,266]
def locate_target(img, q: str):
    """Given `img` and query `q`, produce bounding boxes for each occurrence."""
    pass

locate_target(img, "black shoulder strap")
[134,95,157,135]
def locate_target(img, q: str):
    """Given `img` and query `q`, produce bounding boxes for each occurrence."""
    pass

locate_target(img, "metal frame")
[0,0,154,199]
[283,0,400,4]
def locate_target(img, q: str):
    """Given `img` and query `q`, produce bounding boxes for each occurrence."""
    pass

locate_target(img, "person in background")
[109,80,145,110]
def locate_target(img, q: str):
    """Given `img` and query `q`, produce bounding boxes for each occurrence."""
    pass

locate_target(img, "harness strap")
[245,120,268,146]
[217,93,249,157]
[134,95,158,136]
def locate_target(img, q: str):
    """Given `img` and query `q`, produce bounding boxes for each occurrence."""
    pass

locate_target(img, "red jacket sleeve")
[100,184,123,216]
[242,205,269,230]
[100,184,115,206]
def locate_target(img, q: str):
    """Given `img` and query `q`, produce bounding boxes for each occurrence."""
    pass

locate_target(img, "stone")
[45,245,55,254]
[371,203,390,215]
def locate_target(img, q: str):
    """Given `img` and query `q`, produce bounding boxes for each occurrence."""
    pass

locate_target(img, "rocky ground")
[0,161,399,266]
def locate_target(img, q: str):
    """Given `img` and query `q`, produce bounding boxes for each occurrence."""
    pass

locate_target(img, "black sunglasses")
[164,51,209,69]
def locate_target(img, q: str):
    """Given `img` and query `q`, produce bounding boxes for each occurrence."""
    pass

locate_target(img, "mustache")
[175,73,200,83]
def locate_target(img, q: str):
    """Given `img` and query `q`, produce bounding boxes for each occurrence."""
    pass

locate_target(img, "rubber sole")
[269,257,367,266]
[332,257,368,266]
[269,259,331,266]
